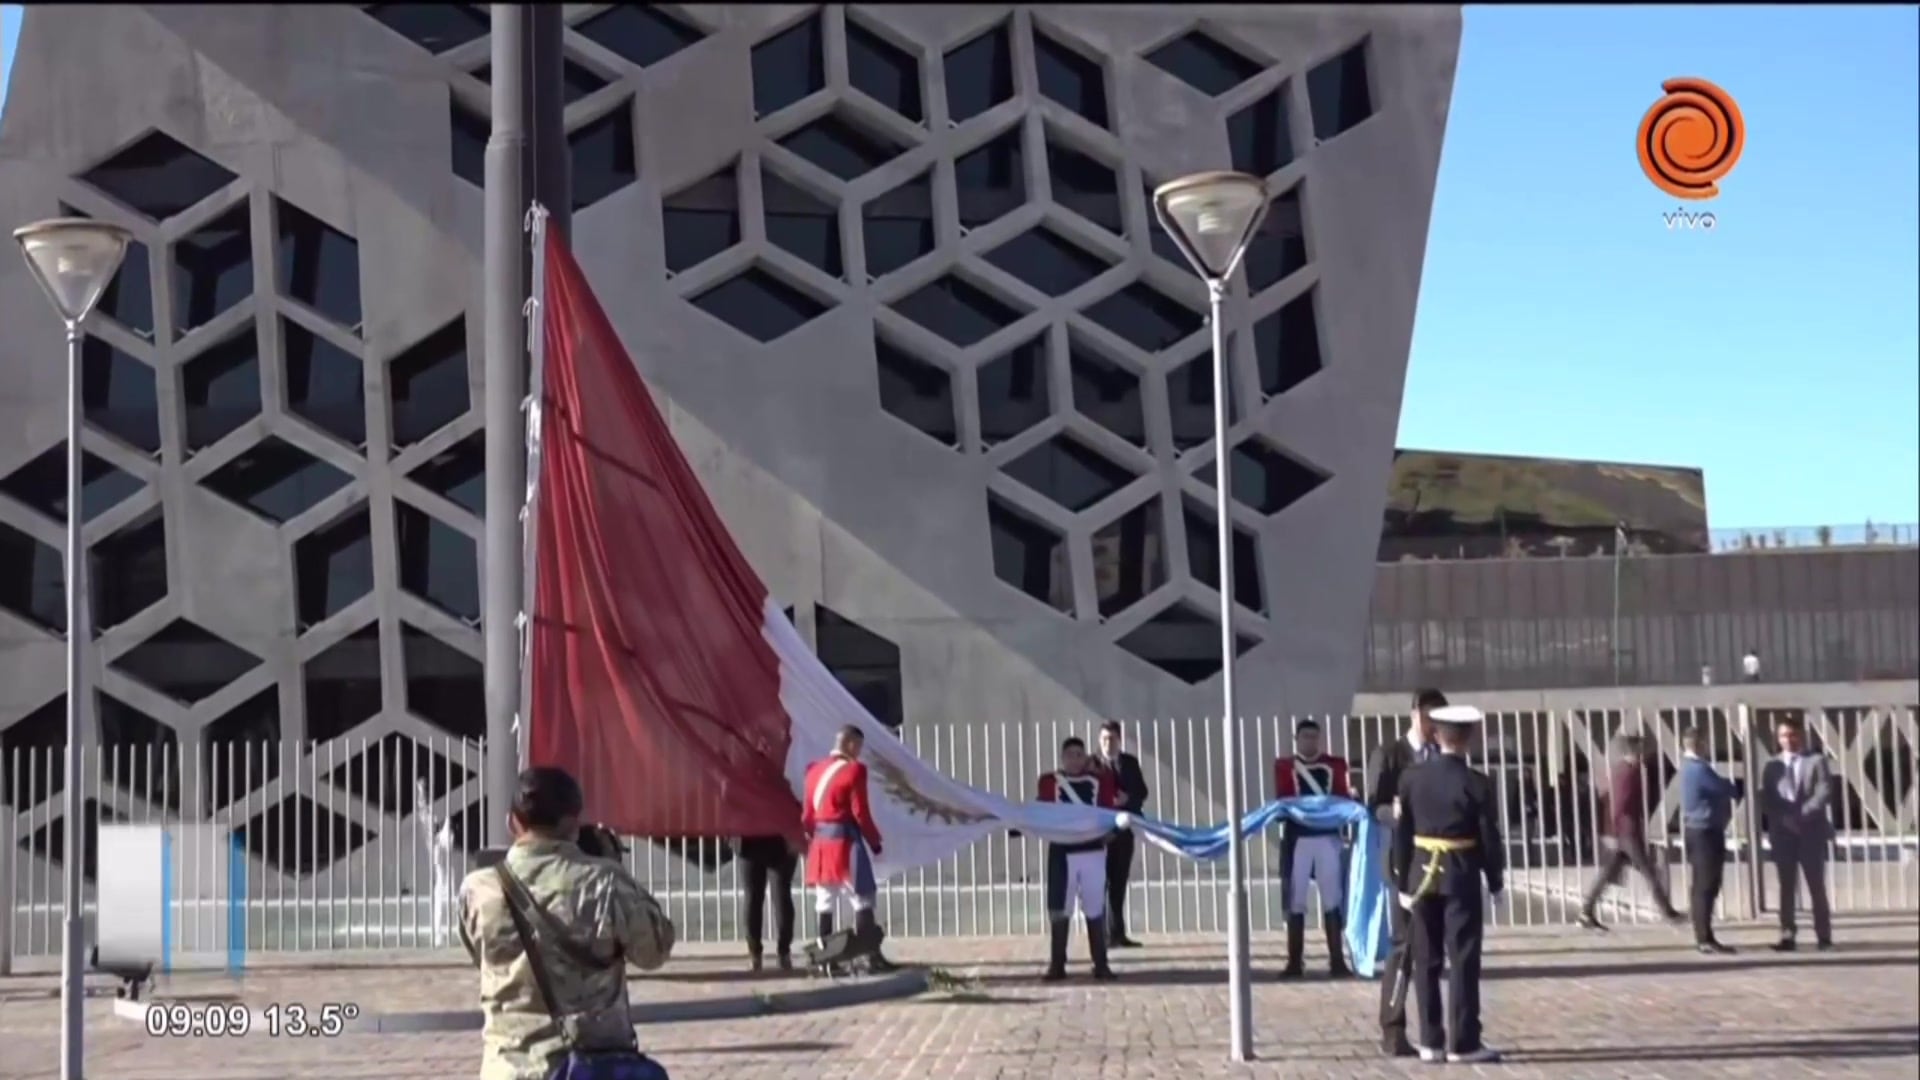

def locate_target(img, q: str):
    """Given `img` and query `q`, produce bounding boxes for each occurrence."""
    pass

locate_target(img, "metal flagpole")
[483,3,529,845]
[60,321,88,1080]
[516,205,551,774]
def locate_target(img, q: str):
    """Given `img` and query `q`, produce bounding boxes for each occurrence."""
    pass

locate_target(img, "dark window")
[977,336,1050,445]
[97,694,180,811]
[875,339,957,447]
[1243,187,1308,293]
[779,111,901,181]
[943,22,1013,124]
[0,443,141,525]
[1166,353,1243,451]
[364,3,487,54]
[388,318,470,449]
[1255,291,1323,397]
[303,624,384,743]
[202,688,281,812]
[172,205,252,337]
[77,131,237,222]
[403,625,485,740]
[1196,440,1330,515]
[283,320,367,446]
[762,168,842,278]
[1182,500,1265,612]
[1046,140,1121,234]
[862,170,934,279]
[450,101,489,188]
[202,437,352,524]
[1117,603,1256,684]
[816,607,904,728]
[1306,40,1374,143]
[1033,28,1108,128]
[0,523,65,634]
[1144,30,1262,98]
[1082,282,1201,353]
[408,433,484,515]
[846,20,922,123]
[891,275,1022,347]
[396,503,480,623]
[662,164,740,274]
[2,698,69,810]
[1069,341,1146,447]
[239,795,373,877]
[750,12,824,118]
[1142,180,1191,269]
[181,325,261,452]
[578,4,703,68]
[327,732,474,818]
[1228,87,1295,178]
[984,226,1109,297]
[987,495,1071,612]
[19,799,123,882]
[275,199,362,330]
[953,127,1025,229]
[111,619,260,705]
[60,206,156,338]
[294,505,373,629]
[467,57,610,106]
[1092,498,1165,617]
[90,511,167,630]
[689,266,827,343]
[81,339,161,454]
[1002,435,1133,513]
[569,103,638,211]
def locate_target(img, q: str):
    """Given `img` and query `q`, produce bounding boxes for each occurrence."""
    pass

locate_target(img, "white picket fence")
[4,702,1916,964]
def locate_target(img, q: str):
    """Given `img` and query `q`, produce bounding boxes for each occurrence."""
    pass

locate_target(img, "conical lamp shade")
[1153,172,1269,282]
[14,218,132,324]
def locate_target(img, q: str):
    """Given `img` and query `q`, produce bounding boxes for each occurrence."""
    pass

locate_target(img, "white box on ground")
[96,824,166,969]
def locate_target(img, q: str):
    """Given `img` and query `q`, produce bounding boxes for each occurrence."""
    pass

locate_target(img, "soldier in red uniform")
[1274,718,1354,978]
[1037,736,1120,982]
[801,725,894,972]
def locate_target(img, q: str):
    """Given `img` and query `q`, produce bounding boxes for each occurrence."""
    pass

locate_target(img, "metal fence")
[4,701,1916,965]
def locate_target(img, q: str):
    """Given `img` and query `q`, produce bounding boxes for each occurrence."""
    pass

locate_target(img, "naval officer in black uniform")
[1369,687,1447,1057]
[1390,704,1505,1065]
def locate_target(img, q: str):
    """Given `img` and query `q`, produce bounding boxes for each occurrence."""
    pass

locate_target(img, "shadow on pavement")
[1492,953,1920,980]
[1514,1033,1919,1064]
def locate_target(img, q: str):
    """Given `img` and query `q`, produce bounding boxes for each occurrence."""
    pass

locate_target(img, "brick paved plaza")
[1,915,1914,1079]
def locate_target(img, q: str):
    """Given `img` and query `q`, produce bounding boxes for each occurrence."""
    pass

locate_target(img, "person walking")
[1368,687,1446,1058]
[1095,721,1150,948]
[1679,726,1744,953]
[735,834,799,972]
[1578,733,1684,930]
[1760,716,1835,952]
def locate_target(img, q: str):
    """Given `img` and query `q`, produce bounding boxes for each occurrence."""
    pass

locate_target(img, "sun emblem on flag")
[868,754,997,825]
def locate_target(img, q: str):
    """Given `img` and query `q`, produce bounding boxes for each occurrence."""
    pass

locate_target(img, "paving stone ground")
[1,914,1915,1079]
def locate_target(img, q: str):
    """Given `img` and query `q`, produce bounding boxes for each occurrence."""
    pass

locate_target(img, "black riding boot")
[1324,911,1351,977]
[815,911,834,944]
[1087,916,1117,980]
[1043,918,1069,981]
[1279,914,1306,978]
[856,907,896,974]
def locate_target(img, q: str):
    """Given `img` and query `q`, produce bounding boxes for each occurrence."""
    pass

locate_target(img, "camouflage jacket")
[458,836,676,1080]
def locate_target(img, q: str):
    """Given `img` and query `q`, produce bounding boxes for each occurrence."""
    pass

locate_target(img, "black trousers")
[1582,833,1676,916]
[1772,835,1834,944]
[1410,889,1485,1055]
[1377,895,1413,1042]
[1105,832,1136,939]
[738,837,796,955]
[1684,828,1727,944]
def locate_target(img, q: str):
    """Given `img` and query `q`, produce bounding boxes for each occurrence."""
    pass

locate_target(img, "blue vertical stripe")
[227,833,245,974]
[160,829,173,974]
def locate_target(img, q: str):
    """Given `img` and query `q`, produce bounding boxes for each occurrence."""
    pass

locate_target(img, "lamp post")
[14,216,133,1080]
[1152,171,1268,1063]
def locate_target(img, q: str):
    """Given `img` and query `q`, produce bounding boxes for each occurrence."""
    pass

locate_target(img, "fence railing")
[4,700,1916,964]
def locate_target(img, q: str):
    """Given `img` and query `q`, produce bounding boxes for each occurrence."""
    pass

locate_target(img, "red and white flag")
[527,228,1111,879]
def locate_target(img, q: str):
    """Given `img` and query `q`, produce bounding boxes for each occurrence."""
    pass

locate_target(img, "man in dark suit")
[1368,687,1446,1059]
[1096,721,1150,948]
[1760,716,1835,951]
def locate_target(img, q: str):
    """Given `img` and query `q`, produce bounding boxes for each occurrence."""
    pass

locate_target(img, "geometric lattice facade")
[0,6,1461,881]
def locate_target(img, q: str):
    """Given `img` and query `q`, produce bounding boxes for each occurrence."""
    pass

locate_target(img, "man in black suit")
[1369,688,1447,1059]
[1097,720,1151,948]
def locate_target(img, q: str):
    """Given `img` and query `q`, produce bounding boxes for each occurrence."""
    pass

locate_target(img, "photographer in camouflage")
[459,767,677,1080]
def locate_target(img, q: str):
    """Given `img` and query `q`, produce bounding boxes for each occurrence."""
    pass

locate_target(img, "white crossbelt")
[811,758,850,814]
[1053,773,1090,805]
[1294,761,1329,797]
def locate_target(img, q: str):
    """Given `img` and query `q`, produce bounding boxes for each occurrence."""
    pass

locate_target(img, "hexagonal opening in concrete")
[283,319,367,447]
[1166,350,1245,452]
[1116,601,1257,684]
[978,335,1050,446]
[295,504,373,629]
[396,502,479,624]
[203,436,352,524]
[388,318,471,450]
[403,624,484,740]
[846,17,923,124]
[983,224,1112,297]
[1255,289,1324,398]
[202,688,280,812]
[408,432,484,516]
[61,204,153,337]
[954,125,1025,230]
[1243,186,1307,294]
[986,493,1071,613]
[1033,24,1109,130]
[171,204,252,338]
[577,4,705,69]
[1229,84,1297,178]
[662,161,741,275]
[450,100,488,188]
[1092,497,1166,618]
[862,169,934,280]
[1144,29,1263,98]
[77,130,237,222]
[364,3,487,54]
[181,324,262,453]
[874,336,957,448]
[111,618,261,706]
[1082,281,1202,354]
[943,20,1014,124]
[472,53,609,106]
[1,442,140,525]
[99,695,181,811]
[762,164,843,279]
[303,623,383,742]
[1194,438,1330,516]
[89,510,167,631]
[1002,434,1134,513]
[2,697,68,810]
[689,264,829,344]
[751,11,825,119]
[892,274,1023,347]
[779,109,905,182]
[569,101,638,211]
[1182,498,1266,613]
[1045,136,1122,236]
[327,730,475,817]
[1069,336,1146,448]
[18,799,123,882]
[81,338,161,455]
[239,794,374,876]
[0,523,65,633]
[274,197,363,331]
[817,606,905,728]
[1306,38,1375,144]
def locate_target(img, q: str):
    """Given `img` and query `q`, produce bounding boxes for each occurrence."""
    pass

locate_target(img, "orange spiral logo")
[1637,78,1745,200]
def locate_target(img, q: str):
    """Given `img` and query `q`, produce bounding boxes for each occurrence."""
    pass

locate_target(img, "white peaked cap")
[1429,705,1486,725]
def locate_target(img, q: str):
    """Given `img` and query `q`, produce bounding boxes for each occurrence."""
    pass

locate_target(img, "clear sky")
[1,5,1915,530]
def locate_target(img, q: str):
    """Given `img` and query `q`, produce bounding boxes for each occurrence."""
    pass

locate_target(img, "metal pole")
[60,322,87,1080]
[1210,279,1253,1061]
[483,3,529,847]
[1611,526,1624,686]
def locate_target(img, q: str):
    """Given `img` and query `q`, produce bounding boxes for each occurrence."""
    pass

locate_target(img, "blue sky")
[2,5,1915,529]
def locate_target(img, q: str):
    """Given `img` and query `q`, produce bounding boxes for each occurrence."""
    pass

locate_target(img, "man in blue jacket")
[1680,726,1745,954]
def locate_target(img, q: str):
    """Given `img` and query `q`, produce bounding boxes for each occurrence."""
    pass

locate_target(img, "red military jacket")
[1274,753,1352,799]
[1037,768,1119,808]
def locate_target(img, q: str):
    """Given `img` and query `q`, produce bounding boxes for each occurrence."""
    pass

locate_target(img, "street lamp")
[1152,171,1268,1063]
[14,216,133,1080]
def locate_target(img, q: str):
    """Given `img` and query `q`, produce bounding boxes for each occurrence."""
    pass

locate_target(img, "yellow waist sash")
[1408,836,1477,901]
